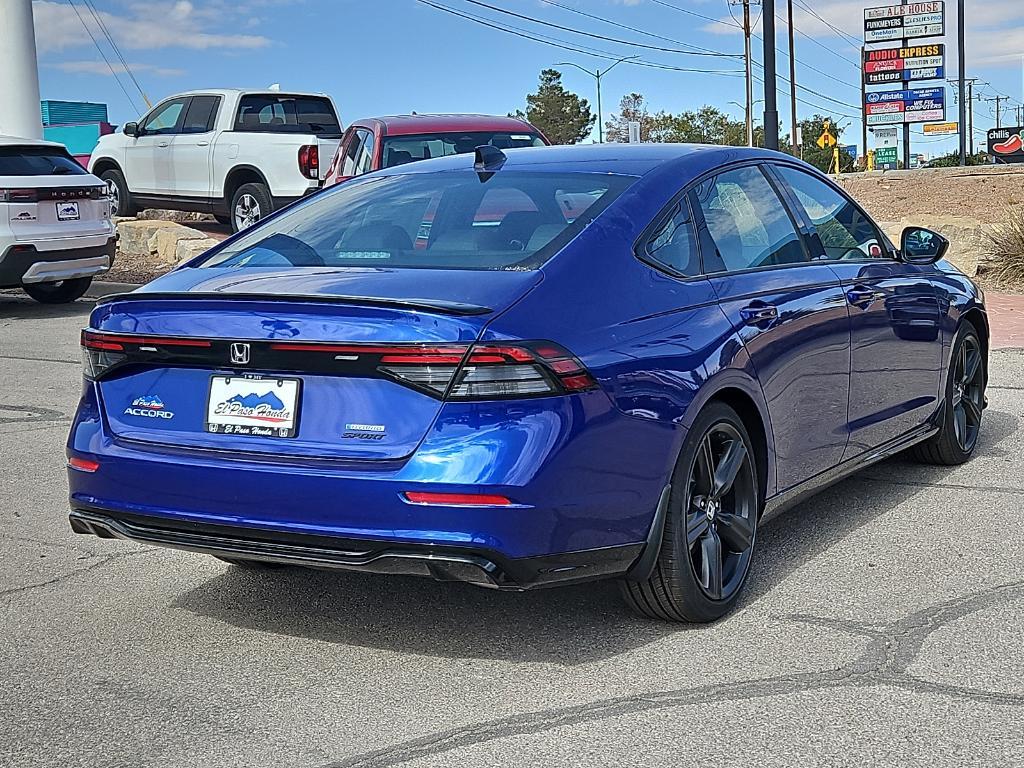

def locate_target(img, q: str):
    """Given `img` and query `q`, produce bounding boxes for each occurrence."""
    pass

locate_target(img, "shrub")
[983,207,1024,286]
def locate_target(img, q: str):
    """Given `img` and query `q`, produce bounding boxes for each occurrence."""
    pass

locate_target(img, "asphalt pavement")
[2,290,1022,768]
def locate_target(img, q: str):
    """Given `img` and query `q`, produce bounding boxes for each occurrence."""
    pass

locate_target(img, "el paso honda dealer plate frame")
[206,374,301,438]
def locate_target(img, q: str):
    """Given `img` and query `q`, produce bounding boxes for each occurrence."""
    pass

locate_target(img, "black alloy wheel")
[685,422,758,601]
[621,402,760,622]
[951,334,984,454]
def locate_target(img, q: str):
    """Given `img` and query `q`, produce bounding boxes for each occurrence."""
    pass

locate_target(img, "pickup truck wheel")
[100,169,135,217]
[230,183,273,232]
[23,277,92,304]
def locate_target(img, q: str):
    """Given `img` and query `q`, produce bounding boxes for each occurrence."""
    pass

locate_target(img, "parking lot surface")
[2,291,1022,768]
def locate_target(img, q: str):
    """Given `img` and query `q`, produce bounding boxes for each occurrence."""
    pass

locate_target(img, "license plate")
[205,375,300,438]
[56,201,80,221]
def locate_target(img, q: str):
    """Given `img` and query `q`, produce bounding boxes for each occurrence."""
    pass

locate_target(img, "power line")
[81,0,150,108]
[456,0,742,57]
[65,0,142,113]
[416,0,745,76]
[649,0,739,30]
[534,0,741,59]
[790,0,862,52]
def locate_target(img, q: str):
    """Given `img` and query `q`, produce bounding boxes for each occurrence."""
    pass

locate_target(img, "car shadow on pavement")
[174,408,1019,665]
[0,293,94,320]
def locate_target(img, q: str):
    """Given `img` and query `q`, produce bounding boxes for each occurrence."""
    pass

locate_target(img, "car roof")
[0,134,66,149]
[354,113,539,136]
[365,142,796,179]
[166,88,331,100]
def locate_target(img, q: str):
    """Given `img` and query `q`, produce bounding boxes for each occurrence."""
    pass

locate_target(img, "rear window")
[199,171,634,271]
[234,94,340,136]
[0,147,87,176]
[382,132,546,168]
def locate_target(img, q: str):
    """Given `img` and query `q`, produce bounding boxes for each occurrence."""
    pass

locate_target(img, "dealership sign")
[864,2,945,43]
[987,127,1024,163]
[865,87,945,125]
[863,44,944,84]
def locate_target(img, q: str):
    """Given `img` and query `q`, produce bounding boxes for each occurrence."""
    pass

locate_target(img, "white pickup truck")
[89,89,342,232]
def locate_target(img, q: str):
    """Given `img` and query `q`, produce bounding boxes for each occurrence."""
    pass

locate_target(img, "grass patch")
[984,207,1024,288]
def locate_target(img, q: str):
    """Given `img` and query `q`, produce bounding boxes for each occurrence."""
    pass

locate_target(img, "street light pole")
[556,56,638,143]
[762,0,780,150]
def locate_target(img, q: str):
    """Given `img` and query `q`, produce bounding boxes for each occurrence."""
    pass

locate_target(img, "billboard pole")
[861,46,869,167]
[957,0,966,165]
[901,0,911,169]
[0,0,43,139]
[763,0,780,150]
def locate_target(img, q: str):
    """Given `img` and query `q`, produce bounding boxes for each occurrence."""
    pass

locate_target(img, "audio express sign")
[863,44,944,84]
[864,2,945,43]
[865,87,945,125]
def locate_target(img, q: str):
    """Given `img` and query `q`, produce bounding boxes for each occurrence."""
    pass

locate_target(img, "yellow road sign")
[817,120,837,149]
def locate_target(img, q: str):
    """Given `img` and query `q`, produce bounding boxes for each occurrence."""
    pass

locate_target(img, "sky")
[31,0,1024,159]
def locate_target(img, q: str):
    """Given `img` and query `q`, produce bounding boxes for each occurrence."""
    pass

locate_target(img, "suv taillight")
[0,188,38,202]
[378,342,597,400]
[298,145,319,180]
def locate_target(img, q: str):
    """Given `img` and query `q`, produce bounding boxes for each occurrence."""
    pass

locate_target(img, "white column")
[0,0,43,140]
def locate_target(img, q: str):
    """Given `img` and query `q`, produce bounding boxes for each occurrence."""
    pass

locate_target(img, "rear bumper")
[69,506,641,590]
[0,237,116,287]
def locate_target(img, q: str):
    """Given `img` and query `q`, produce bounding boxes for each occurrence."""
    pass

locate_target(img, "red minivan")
[323,114,549,187]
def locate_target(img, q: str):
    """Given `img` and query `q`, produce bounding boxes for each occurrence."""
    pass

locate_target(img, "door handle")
[847,286,886,307]
[196,141,210,146]
[157,142,169,148]
[740,303,779,325]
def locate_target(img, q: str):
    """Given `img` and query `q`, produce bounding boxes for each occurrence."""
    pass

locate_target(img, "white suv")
[0,136,115,303]
[89,89,342,232]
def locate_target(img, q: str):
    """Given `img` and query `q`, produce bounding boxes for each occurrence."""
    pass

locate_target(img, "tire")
[230,182,273,233]
[909,321,986,465]
[22,277,92,304]
[621,402,760,622]
[213,214,231,226]
[215,556,287,570]
[99,169,136,217]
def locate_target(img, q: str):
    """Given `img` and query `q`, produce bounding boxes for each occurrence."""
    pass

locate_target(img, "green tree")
[790,115,846,173]
[604,93,658,142]
[605,97,768,147]
[511,69,595,145]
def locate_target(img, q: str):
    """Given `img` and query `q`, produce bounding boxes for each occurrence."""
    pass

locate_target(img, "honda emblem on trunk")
[229,343,251,365]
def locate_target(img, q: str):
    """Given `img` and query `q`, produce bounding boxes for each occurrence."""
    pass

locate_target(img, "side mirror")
[900,226,948,265]
[123,122,139,137]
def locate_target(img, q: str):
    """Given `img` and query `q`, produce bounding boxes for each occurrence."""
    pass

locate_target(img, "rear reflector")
[68,457,100,472]
[403,491,513,506]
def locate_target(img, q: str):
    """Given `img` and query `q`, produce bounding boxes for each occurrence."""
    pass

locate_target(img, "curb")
[86,280,142,298]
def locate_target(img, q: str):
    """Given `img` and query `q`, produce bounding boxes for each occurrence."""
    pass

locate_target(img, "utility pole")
[957,0,966,165]
[731,0,755,146]
[762,0,780,150]
[995,95,1003,128]
[788,0,798,153]
[967,78,976,154]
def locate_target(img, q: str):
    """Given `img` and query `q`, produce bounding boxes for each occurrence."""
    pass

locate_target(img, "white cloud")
[47,60,185,77]
[32,0,271,53]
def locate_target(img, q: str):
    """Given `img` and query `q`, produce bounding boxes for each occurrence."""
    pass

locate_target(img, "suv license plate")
[56,201,80,221]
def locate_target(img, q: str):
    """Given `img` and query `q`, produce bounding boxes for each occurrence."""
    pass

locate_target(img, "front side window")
[198,171,635,272]
[381,132,546,169]
[775,165,886,260]
[234,94,340,135]
[180,96,220,134]
[643,200,699,276]
[694,166,807,273]
[142,98,187,135]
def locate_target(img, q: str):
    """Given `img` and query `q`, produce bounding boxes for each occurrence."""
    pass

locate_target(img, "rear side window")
[235,95,340,135]
[381,132,546,168]
[181,96,220,134]
[199,171,635,272]
[642,201,699,276]
[774,166,886,260]
[0,146,87,176]
[694,166,807,273]
[340,129,375,177]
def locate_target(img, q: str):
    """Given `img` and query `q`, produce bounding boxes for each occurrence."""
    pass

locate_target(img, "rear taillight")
[298,145,319,180]
[0,188,38,202]
[378,341,597,400]
[68,456,100,472]
[80,330,211,379]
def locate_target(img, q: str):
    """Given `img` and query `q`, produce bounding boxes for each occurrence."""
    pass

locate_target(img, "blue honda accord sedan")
[67,144,987,622]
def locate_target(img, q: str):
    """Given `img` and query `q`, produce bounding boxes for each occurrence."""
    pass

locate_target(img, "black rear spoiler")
[94,291,492,317]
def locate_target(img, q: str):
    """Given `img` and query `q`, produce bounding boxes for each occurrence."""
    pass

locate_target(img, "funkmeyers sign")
[863,44,944,85]
[864,2,945,43]
[865,87,945,125]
